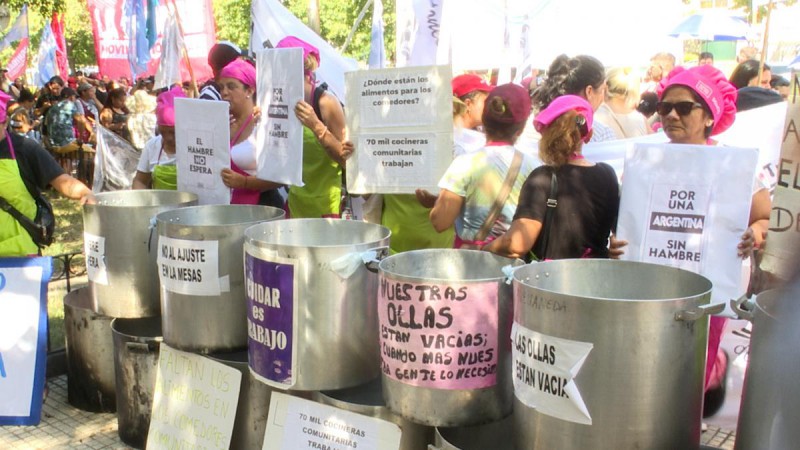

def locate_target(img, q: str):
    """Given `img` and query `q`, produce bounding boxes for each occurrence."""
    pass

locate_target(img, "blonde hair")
[452,96,467,118]
[538,110,584,167]
[304,54,319,75]
[605,67,641,108]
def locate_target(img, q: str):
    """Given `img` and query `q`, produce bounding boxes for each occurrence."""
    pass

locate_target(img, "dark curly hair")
[532,54,605,111]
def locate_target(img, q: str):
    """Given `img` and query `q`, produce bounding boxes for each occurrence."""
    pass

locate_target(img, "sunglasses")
[656,101,703,117]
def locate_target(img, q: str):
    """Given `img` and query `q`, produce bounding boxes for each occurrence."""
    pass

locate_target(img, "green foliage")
[4,0,65,18]
[213,0,253,50]
[731,0,797,23]
[64,0,97,68]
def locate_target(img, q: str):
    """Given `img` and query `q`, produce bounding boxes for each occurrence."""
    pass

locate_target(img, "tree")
[213,0,252,50]
[64,0,97,69]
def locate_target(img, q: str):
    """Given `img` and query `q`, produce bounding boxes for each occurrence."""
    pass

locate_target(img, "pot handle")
[674,302,726,322]
[730,294,755,322]
[328,246,390,279]
[126,341,160,354]
[364,246,390,274]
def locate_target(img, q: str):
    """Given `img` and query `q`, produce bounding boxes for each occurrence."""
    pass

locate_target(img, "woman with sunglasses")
[611,64,770,418]
[484,95,619,260]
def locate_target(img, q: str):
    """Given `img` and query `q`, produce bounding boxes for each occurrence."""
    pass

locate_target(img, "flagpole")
[758,0,774,87]
[168,0,198,97]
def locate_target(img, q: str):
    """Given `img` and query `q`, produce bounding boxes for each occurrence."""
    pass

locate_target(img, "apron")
[0,135,39,256]
[229,115,261,205]
[382,194,454,254]
[287,127,341,218]
[152,146,177,190]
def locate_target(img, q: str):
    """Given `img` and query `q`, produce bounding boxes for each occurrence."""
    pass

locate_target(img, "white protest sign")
[345,65,453,194]
[617,143,758,305]
[511,322,593,425]
[84,232,109,285]
[262,392,402,450]
[762,95,800,278]
[176,98,231,205]
[0,258,51,426]
[156,236,222,296]
[717,101,788,193]
[146,345,242,450]
[582,132,668,183]
[255,48,305,187]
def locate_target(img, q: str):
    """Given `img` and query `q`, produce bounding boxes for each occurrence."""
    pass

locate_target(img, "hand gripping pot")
[243,218,391,391]
[511,259,719,450]
[377,249,524,427]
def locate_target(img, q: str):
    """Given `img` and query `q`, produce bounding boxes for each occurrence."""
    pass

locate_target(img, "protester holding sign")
[485,95,619,259]
[611,64,770,417]
[0,91,95,257]
[430,84,538,248]
[532,55,616,143]
[280,36,351,218]
[218,59,284,207]
[133,86,185,190]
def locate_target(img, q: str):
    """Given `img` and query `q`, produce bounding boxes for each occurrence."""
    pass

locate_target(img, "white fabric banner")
[395,0,444,68]
[582,132,669,183]
[250,0,358,103]
[154,10,184,91]
[255,48,304,187]
[175,98,231,205]
[345,65,453,194]
[616,143,758,306]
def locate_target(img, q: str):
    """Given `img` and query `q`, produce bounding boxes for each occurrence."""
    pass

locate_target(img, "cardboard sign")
[84,232,109,285]
[146,345,242,450]
[0,257,51,426]
[378,277,501,390]
[617,143,758,305]
[511,322,593,425]
[262,392,402,450]
[245,248,298,389]
[345,65,453,194]
[255,48,305,187]
[156,236,222,296]
[762,93,800,279]
[176,98,231,205]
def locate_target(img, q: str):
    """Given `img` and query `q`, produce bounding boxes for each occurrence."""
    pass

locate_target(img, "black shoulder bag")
[537,169,558,261]
[0,192,55,248]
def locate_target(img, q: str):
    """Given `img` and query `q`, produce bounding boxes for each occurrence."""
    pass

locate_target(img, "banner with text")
[87,0,214,80]
[0,257,52,426]
[175,98,231,205]
[378,276,501,389]
[263,392,401,450]
[146,345,242,450]
[762,96,800,279]
[255,48,305,187]
[616,143,758,305]
[345,65,453,194]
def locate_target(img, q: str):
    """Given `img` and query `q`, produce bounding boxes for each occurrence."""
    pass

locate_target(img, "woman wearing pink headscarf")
[277,36,351,218]
[611,65,770,418]
[133,86,185,190]
[218,59,284,207]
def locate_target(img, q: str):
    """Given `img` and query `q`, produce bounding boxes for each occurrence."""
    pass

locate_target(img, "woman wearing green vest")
[0,91,95,257]
[133,86,185,190]
[277,36,352,218]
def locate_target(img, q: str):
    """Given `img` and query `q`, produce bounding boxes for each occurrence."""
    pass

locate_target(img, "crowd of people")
[0,37,793,417]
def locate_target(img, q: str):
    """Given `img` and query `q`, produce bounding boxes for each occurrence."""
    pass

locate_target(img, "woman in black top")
[485,95,619,260]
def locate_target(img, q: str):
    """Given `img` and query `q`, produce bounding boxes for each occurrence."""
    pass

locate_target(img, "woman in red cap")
[611,64,770,418]
[452,74,493,156]
[485,95,619,259]
[428,84,538,248]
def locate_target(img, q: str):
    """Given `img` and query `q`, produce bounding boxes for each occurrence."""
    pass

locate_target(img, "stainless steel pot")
[513,259,717,450]
[431,414,514,450]
[111,317,162,449]
[64,287,116,412]
[315,378,434,450]
[244,218,391,391]
[83,190,198,317]
[378,249,522,427]
[156,205,284,353]
[732,285,800,450]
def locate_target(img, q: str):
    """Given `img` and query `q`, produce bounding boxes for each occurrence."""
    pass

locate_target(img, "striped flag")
[37,22,58,87]
[124,0,151,79]
[6,37,28,81]
[0,5,28,51]
[51,13,69,80]
[368,0,386,69]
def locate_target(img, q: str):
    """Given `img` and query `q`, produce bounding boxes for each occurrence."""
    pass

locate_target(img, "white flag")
[154,11,184,90]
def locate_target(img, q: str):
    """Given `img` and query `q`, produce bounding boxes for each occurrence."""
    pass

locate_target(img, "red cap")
[452,74,493,98]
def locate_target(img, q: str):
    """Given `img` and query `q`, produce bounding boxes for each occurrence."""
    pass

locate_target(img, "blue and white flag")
[368,0,386,69]
[125,0,151,80]
[0,5,29,51]
[36,23,58,87]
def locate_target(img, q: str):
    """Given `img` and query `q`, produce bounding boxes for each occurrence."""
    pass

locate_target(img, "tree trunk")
[308,0,321,34]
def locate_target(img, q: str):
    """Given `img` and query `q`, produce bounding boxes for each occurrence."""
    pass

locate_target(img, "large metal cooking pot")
[315,378,433,450]
[156,205,284,353]
[732,284,800,450]
[83,190,198,317]
[378,249,522,427]
[112,317,162,449]
[512,259,718,450]
[244,218,391,391]
[432,414,514,450]
[64,287,116,412]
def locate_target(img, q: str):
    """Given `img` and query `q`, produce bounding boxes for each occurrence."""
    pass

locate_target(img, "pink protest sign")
[378,276,500,390]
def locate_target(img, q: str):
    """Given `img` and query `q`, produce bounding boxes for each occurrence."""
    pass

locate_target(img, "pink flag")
[6,38,28,81]
[51,13,69,80]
